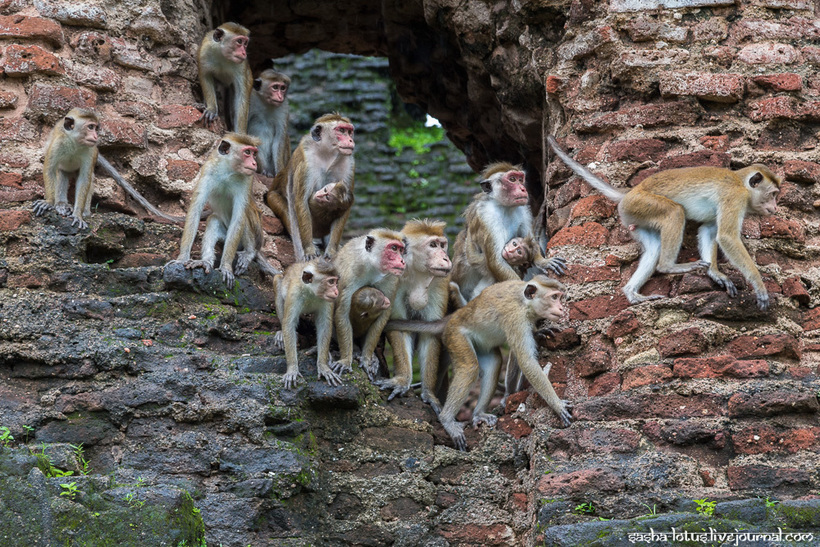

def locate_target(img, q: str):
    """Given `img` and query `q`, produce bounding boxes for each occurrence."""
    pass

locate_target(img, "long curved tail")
[385,319,447,335]
[547,136,625,203]
[97,155,184,223]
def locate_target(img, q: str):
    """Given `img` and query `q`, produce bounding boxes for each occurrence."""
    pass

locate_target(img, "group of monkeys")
[30,22,784,450]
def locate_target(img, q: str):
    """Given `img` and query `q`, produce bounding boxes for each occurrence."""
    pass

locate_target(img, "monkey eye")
[327,278,337,285]
[87,124,97,131]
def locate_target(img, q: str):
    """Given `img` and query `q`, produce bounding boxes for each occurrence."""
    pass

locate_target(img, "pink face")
[500,170,528,206]
[502,238,528,266]
[529,287,565,322]
[380,240,406,276]
[80,120,98,147]
[334,123,355,155]
[225,35,248,63]
[314,183,336,205]
[233,145,258,175]
[321,276,339,302]
[760,188,778,215]
[264,81,287,105]
[425,236,452,276]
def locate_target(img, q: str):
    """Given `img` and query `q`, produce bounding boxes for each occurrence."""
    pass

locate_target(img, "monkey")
[350,287,391,339]
[451,163,566,302]
[197,22,252,132]
[547,136,781,310]
[375,219,452,411]
[331,229,406,378]
[168,133,275,285]
[33,108,182,229]
[264,113,355,260]
[247,69,291,178]
[309,181,354,245]
[272,258,341,388]
[387,276,571,451]
[233,199,283,278]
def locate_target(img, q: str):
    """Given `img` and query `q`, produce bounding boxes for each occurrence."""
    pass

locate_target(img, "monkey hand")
[360,354,381,380]
[472,412,498,429]
[32,200,54,216]
[539,256,567,276]
[421,391,442,415]
[707,270,737,298]
[234,251,254,276]
[184,259,212,273]
[554,400,573,427]
[272,331,284,352]
[756,290,770,311]
[375,377,411,401]
[330,359,353,375]
[318,365,344,387]
[442,420,468,451]
[55,202,72,217]
[71,215,88,230]
[283,369,303,390]
[219,266,236,286]
[200,107,219,126]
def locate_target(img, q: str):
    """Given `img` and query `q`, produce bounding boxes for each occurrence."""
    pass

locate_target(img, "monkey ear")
[213,28,225,41]
[63,116,75,131]
[480,180,493,194]
[218,140,231,155]
[524,284,538,300]
[402,237,409,255]
[365,235,375,252]
[253,78,262,91]
[748,172,763,187]
[311,125,322,142]
[301,271,314,284]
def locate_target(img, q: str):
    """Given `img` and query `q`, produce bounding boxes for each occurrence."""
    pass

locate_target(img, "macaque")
[33,108,182,229]
[389,276,571,451]
[350,287,391,339]
[451,163,565,302]
[265,113,355,260]
[247,69,291,177]
[331,229,406,378]
[378,219,452,412]
[168,133,272,285]
[272,258,341,388]
[548,136,781,310]
[198,22,252,132]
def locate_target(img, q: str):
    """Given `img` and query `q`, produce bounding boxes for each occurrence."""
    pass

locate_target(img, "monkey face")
[424,236,452,276]
[333,123,355,155]
[80,121,99,147]
[502,238,529,266]
[267,81,288,105]
[234,145,258,175]
[380,240,406,276]
[527,283,565,323]
[499,170,528,206]
[225,35,248,63]
[321,276,339,302]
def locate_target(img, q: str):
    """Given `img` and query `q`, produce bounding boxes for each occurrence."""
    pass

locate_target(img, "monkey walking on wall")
[198,22,253,133]
[388,276,571,450]
[33,108,182,229]
[547,136,781,310]
[247,69,291,178]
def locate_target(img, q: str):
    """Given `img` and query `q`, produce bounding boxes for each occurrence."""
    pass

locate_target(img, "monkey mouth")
[431,267,451,276]
[387,267,406,275]
[339,147,354,155]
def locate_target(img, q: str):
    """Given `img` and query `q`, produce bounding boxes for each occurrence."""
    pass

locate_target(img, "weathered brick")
[26,82,96,119]
[617,48,690,68]
[557,26,618,61]
[673,355,768,379]
[784,160,820,183]
[733,425,820,455]
[782,276,810,306]
[691,19,728,42]
[496,415,532,439]
[574,101,701,133]
[574,393,726,421]
[699,135,729,151]
[0,172,22,188]
[738,42,799,65]
[587,372,620,396]
[0,89,17,109]
[570,195,616,221]
[545,75,565,94]
[0,117,36,142]
[0,151,29,168]
[575,350,611,378]
[537,467,625,496]
[658,327,707,357]
[69,31,113,60]
[605,138,666,162]
[64,61,121,92]
[562,264,620,285]
[165,159,200,182]
[803,307,820,332]
[659,72,745,103]
[542,328,581,351]
[658,149,731,170]
[0,209,31,230]
[548,221,608,248]
[752,73,802,91]
[116,253,167,268]
[547,427,640,456]
[727,334,801,360]
[261,214,284,235]
[3,44,63,76]
[759,217,805,242]
[438,524,515,546]
[34,0,107,27]
[569,294,629,321]
[623,365,673,390]
[626,16,688,42]
[606,309,639,340]
[728,390,819,418]
[745,96,797,121]
[803,46,820,64]
[0,15,63,46]
[727,465,811,491]
[157,104,201,129]
[99,118,147,148]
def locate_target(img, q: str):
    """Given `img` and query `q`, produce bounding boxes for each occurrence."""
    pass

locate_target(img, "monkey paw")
[219,267,236,286]
[708,272,737,298]
[443,420,468,451]
[360,355,381,380]
[472,412,498,429]
[318,366,344,387]
[200,108,219,124]
[271,331,284,352]
[330,360,353,374]
[184,260,212,273]
[54,202,72,217]
[421,391,442,415]
[234,251,254,276]
[282,370,303,390]
[756,291,770,311]
[545,256,567,276]
[375,378,410,401]
[71,216,88,230]
[555,400,573,427]
[32,200,54,216]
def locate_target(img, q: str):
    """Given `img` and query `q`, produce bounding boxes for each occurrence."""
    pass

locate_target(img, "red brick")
[497,415,532,439]
[0,15,63,46]
[65,62,121,92]
[0,152,29,168]
[727,465,811,491]
[0,89,17,109]
[784,160,820,184]
[727,334,801,360]
[547,427,640,456]
[510,492,527,512]
[692,19,728,42]
[557,25,618,61]
[626,17,687,42]
[617,49,690,68]
[606,310,639,340]
[569,294,629,321]
[782,276,809,306]
[26,83,96,119]
[33,2,106,27]
[574,393,725,421]
[659,72,745,103]
[261,214,284,235]
[166,159,200,182]
[576,350,611,378]
[728,390,819,418]
[752,73,802,92]
[438,524,514,546]
[8,274,43,288]
[700,135,729,151]
[587,372,620,396]
[99,118,147,148]
[745,96,798,122]
[570,195,617,221]
[0,172,22,188]
[605,138,666,162]
[646,421,725,448]
[733,425,820,455]
[116,253,167,268]
[537,467,625,496]
[804,46,820,64]
[542,328,581,351]
[658,327,707,358]
[658,150,731,170]
[759,217,805,243]
[548,221,609,248]
[803,307,820,332]
[0,117,36,142]
[0,209,31,230]
[623,365,672,390]
[574,101,701,133]
[545,75,564,94]
[157,104,201,129]
[738,43,799,65]
[3,44,63,76]
[69,31,113,61]
[562,264,620,285]
[504,391,529,414]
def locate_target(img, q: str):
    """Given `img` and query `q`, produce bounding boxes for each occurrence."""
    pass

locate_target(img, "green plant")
[0,426,13,448]
[22,425,34,444]
[60,481,79,500]
[574,502,596,515]
[388,124,444,155]
[124,492,145,508]
[694,498,716,517]
[642,503,658,517]
[765,497,779,509]
[70,443,91,475]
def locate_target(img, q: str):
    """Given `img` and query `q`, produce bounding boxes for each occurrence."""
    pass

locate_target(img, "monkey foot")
[234,251,254,275]
[756,291,770,311]
[656,260,710,274]
[442,420,467,451]
[375,379,410,401]
[32,200,54,216]
[472,412,498,429]
[271,332,284,352]
[421,392,442,415]
[623,289,665,304]
[330,360,353,375]
[71,216,88,230]
[283,371,303,390]
[318,367,343,387]
[184,260,212,273]
[708,273,737,297]
[360,355,380,380]
[554,400,573,427]
[54,203,72,216]
[219,267,236,286]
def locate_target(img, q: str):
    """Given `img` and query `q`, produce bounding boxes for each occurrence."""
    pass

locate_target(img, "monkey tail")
[96,155,185,223]
[385,319,447,335]
[547,136,625,202]
[255,255,282,277]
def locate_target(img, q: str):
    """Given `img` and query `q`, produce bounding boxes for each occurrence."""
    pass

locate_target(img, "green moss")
[774,504,820,529]
[389,124,445,155]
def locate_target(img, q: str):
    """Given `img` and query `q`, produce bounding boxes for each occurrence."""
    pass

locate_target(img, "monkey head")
[402,219,452,277]
[311,113,355,156]
[218,133,260,176]
[745,165,781,216]
[502,237,535,268]
[214,23,249,64]
[480,163,528,207]
[303,258,339,302]
[63,108,99,147]
[353,287,391,319]
[312,182,351,212]
[365,230,406,276]
[253,69,290,106]
[526,276,566,323]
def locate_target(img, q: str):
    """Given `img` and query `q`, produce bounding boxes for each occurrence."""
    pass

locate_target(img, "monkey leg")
[472,350,502,429]
[54,171,72,217]
[622,228,666,304]
[315,310,343,387]
[264,190,290,234]
[439,330,480,451]
[418,333,443,414]
[501,354,523,408]
[185,215,224,274]
[697,223,737,297]
[377,331,414,400]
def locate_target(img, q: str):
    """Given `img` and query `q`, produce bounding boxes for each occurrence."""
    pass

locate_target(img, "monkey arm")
[198,64,219,123]
[276,133,291,176]
[71,155,95,229]
[218,191,249,283]
[533,249,567,276]
[439,324,481,451]
[285,171,312,260]
[232,66,252,133]
[418,333,443,414]
[715,217,768,309]
[509,330,571,426]
[281,290,304,389]
[360,304,392,380]
[314,304,343,386]
[175,179,211,262]
[332,292,356,373]
[484,238,521,282]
